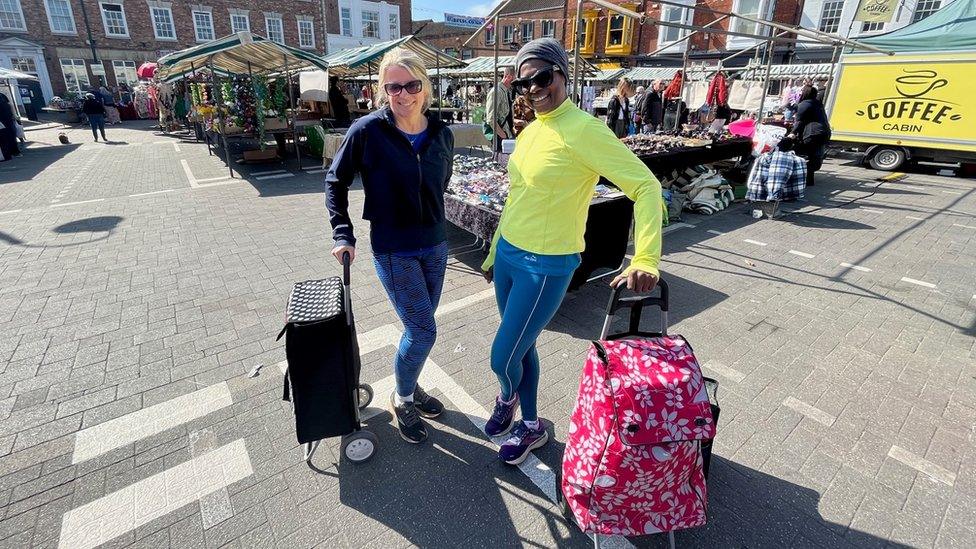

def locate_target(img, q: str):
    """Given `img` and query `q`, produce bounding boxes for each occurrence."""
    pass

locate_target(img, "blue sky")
[412,1,502,21]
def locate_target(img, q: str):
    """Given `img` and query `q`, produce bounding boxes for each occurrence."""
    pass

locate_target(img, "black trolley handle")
[600,277,669,340]
[342,252,353,326]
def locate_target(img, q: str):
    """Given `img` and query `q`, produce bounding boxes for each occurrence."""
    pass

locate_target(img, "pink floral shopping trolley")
[560,278,720,548]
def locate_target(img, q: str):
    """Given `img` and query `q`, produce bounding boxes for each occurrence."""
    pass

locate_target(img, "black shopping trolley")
[278,253,378,464]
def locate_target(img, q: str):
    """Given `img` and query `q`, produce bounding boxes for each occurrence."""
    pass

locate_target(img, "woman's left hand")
[610,269,658,293]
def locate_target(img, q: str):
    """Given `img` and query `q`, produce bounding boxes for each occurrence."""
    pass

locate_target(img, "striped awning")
[156,32,328,82]
[0,67,38,80]
[432,55,598,80]
[323,35,465,78]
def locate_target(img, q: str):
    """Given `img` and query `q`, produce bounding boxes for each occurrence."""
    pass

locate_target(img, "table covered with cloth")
[444,190,633,291]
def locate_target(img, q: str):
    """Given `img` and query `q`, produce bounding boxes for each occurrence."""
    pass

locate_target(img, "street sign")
[444,13,486,29]
[90,64,106,76]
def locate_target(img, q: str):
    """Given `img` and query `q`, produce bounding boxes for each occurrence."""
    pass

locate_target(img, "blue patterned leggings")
[373,242,448,397]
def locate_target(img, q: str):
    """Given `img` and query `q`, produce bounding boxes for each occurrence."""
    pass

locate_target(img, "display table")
[444,191,633,290]
[638,137,752,175]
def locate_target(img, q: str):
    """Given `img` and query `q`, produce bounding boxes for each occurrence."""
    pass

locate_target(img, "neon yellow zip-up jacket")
[482,98,663,277]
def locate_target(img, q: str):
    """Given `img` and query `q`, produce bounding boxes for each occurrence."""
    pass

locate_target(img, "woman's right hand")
[482,266,493,283]
[332,245,355,264]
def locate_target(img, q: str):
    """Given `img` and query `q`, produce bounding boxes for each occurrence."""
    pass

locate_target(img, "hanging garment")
[663,70,683,100]
[706,72,728,107]
[686,82,708,111]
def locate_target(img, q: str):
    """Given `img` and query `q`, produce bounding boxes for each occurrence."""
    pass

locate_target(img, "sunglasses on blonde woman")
[384,80,423,96]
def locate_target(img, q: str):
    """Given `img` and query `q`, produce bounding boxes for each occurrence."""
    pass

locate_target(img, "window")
[193,10,214,42]
[60,59,90,94]
[389,13,399,39]
[11,57,36,75]
[818,1,844,34]
[461,48,474,59]
[265,15,284,43]
[45,0,76,33]
[502,25,514,43]
[444,47,458,57]
[0,0,26,31]
[541,19,555,38]
[521,21,534,41]
[230,12,249,33]
[605,5,636,54]
[112,60,137,87]
[573,10,597,55]
[99,2,128,37]
[861,21,884,32]
[731,0,767,36]
[485,27,495,45]
[659,3,690,44]
[913,0,941,23]
[340,7,351,36]
[150,6,175,40]
[298,18,315,48]
[362,11,379,38]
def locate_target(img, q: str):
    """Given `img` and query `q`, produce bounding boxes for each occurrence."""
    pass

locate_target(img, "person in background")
[790,85,831,187]
[82,93,108,142]
[328,77,351,126]
[100,86,121,125]
[485,67,515,152]
[481,39,663,465]
[0,94,17,161]
[326,48,453,445]
[641,79,665,133]
[632,85,646,132]
[606,77,633,138]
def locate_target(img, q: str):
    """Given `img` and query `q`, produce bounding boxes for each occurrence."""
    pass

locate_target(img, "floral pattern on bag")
[562,336,713,536]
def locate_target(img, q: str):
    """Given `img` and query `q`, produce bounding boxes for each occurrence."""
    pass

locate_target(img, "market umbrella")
[137,62,157,79]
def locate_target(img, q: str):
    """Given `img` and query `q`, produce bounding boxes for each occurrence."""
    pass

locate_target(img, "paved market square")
[0,120,974,548]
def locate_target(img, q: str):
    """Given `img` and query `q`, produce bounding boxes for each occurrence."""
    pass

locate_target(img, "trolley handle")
[600,277,669,339]
[342,252,352,326]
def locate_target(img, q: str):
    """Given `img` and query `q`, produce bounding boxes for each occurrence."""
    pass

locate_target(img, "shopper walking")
[326,48,452,444]
[482,39,664,465]
[0,94,17,161]
[606,77,634,138]
[82,93,107,142]
[790,85,831,187]
[641,79,665,133]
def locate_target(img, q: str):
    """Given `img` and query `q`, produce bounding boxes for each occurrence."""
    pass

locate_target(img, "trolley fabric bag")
[279,277,362,444]
[561,278,716,538]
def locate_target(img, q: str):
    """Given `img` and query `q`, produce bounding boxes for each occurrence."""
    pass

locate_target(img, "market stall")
[444,155,632,290]
[156,32,329,175]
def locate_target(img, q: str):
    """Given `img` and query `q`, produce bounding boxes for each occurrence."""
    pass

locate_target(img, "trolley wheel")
[357,384,374,410]
[341,430,378,464]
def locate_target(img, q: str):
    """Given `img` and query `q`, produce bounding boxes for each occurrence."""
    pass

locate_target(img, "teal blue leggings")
[490,238,578,422]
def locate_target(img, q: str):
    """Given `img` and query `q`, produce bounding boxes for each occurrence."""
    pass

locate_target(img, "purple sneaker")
[484,394,519,437]
[499,421,549,465]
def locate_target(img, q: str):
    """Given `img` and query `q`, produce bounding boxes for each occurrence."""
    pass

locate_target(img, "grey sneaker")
[390,393,428,444]
[413,385,444,418]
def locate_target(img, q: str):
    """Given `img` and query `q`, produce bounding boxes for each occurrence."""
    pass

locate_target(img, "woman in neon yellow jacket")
[482,38,663,465]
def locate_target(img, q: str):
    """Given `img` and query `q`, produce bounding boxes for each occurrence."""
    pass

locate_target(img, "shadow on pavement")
[0,143,81,184]
[0,216,123,248]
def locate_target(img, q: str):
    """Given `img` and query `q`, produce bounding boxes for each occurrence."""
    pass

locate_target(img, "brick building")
[411,19,477,60]
[563,0,804,68]
[0,0,410,109]
[464,0,567,59]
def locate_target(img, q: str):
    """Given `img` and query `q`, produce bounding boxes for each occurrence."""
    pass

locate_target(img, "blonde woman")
[607,77,634,138]
[326,48,454,444]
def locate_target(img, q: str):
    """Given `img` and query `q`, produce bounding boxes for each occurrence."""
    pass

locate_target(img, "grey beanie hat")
[515,38,570,83]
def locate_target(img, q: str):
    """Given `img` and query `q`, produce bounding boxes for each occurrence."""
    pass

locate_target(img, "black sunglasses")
[512,65,561,95]
[384,80,423,96]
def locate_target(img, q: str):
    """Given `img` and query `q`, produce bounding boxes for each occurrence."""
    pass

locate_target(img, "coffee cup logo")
[895,70,948,98]
[854,69,961,133]
[862,0,891,14]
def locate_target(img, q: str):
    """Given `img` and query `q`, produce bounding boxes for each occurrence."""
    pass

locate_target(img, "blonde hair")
[616,77,633,97]
[376,47,433,111]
